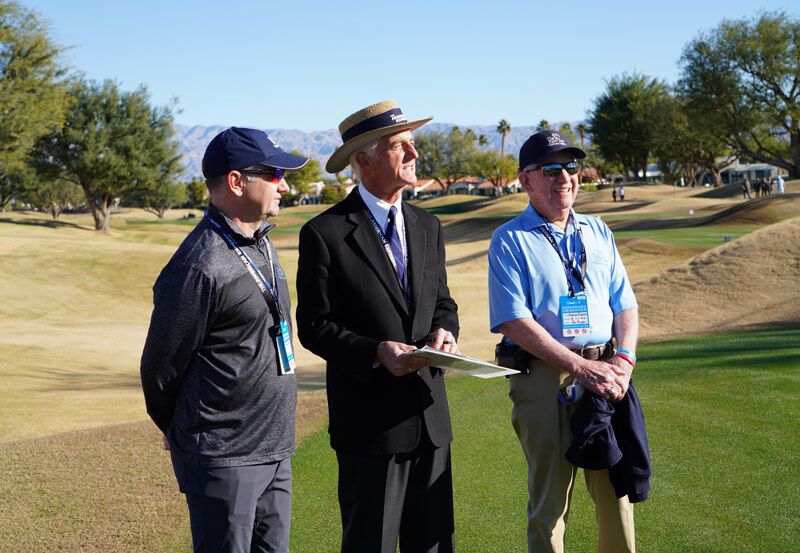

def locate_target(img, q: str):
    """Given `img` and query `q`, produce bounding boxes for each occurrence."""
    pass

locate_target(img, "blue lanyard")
[539,213,587,298]
[205,211,282,319]
[354,188,409,301]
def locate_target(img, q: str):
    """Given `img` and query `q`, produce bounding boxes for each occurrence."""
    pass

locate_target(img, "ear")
[355,151,370,170]
[227,171,246,197]
[518,171,533,193]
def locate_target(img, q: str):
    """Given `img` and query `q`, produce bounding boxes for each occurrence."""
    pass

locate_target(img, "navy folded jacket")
[565,380,651,503]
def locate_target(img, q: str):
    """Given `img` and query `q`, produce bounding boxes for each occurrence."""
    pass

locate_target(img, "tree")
[31,80,183,231]
[475,150,518,191]
[496,119,511,157]
[0,1,70,211]
[127,180,187,218]
[15,165,83,219]
[185,177,207,209]
[478,134,489,148]
[536,120,550,131]
[589,72,668,179]
[576,123,589,148]
[284,150,321,196]
[557,122,578,145]
[320,184,347,204]
[679,11,800,177]
[416,127,481,193]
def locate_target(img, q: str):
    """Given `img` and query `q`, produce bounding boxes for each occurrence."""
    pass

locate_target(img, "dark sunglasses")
[527,161,580,177]
[239,167,285,183]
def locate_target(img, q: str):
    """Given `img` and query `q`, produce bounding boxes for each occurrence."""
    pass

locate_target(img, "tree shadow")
[0,216,91,231]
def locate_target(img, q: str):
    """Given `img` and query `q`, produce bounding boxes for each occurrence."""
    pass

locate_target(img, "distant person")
[296,100,460,553]
[612,187,617,202]
[618,184,625,201]
[489,129,649,553]
[140,127,308,553]
[754,177,762,198]
[766,178,773,195]
[776,174,785,193]
[742,177,752,200]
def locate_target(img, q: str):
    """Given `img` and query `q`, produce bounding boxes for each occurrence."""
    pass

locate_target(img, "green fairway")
[290,326,800,552]
[615,225,759,248]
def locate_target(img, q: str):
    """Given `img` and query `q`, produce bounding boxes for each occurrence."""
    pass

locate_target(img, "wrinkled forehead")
[381,129,414,147]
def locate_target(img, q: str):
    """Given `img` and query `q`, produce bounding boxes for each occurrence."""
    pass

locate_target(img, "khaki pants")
[509,361,635,553]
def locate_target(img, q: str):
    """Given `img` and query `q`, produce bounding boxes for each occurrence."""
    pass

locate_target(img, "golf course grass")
[0,181,798,551]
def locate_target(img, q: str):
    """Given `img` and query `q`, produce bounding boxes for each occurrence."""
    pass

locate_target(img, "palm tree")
[536,119,550,132]
[496,119,511,157]
[478,134,489,148]
[576,123,589,148]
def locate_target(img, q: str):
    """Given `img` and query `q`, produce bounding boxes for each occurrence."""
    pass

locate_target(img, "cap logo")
[547,135,568,147]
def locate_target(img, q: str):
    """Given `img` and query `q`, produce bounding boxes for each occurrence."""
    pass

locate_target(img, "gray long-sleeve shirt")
[140,204,296,467]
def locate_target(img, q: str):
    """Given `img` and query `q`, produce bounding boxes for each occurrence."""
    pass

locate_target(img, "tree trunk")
[91,198,112,232]
[711,167,723,187]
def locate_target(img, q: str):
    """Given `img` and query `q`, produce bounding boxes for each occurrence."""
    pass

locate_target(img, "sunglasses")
[239,167,285,183]
[527,161,580,177]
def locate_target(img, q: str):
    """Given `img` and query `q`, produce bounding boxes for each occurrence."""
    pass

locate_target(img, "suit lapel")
[345,191,409,313]
[403,204,426,318]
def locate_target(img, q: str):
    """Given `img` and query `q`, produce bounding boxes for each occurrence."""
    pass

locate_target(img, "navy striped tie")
[386,206,407,292]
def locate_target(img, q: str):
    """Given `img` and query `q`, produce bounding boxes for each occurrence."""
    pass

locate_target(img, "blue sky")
[23,0,797,132]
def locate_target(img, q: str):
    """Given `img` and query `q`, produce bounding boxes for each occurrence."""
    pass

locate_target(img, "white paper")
[407,346,519,379]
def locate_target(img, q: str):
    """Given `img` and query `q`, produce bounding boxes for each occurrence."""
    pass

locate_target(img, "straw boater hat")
[325,100,433,173]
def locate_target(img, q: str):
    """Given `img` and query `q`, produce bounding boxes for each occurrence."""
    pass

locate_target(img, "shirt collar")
[521,203,581,233]
[207,203,275,244]
[358,185,403,232]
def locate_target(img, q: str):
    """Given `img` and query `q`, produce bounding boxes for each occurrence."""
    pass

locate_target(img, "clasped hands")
[377,328,459,377]
[577,355,634,402]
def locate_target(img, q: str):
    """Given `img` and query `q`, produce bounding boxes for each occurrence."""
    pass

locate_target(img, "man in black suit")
[296,100,460,553]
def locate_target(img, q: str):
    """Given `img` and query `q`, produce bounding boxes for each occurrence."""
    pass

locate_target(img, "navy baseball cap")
[202,127,309,178]
[518,129,586,172]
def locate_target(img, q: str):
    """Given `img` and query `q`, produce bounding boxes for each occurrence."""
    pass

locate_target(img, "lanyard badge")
[540,215,596,337]
[560,293,593,337]
[276,319,296,375]
[206,211,294,376]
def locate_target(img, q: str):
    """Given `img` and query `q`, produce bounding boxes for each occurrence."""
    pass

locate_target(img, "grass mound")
[635,216,800,342]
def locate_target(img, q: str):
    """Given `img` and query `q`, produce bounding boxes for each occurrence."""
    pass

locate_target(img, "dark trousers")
[336,441,454,553]
[171,453,292,553]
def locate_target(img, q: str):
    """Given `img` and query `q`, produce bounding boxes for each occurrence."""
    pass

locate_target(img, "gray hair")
[348,139,379,181]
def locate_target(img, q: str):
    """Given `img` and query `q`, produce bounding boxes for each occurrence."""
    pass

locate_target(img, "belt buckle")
[580,345,601,360]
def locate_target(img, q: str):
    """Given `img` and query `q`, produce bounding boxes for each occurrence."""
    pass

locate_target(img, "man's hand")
[377,341,431,377]
[424,328,460,355]
[575,358,631,402]
[162,434,170,451]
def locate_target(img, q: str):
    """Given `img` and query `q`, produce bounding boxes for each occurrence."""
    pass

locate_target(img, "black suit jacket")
[296,188,459,455]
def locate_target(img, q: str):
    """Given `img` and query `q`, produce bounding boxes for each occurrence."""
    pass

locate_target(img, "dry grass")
[635,216,800,342]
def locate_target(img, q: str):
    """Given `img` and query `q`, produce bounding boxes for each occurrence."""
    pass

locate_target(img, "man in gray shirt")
[140,127,308,553]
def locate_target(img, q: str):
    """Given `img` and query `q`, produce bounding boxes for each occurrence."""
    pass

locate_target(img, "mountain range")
[173,122,567,180]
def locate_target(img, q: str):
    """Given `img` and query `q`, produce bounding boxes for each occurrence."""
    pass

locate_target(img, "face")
[519,151,579,224]
[241,166,290,220]
[360,130,418,198]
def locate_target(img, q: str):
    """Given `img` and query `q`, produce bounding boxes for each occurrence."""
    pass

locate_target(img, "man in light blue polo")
[488,130,640,553]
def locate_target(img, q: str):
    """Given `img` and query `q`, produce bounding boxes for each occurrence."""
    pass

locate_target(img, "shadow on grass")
[421,197,497,216]
[443,217,513,243]
[642,324,800,369]
[0,216,90,231]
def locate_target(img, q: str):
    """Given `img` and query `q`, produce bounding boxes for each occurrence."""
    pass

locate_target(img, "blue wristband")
[616,348,637,364]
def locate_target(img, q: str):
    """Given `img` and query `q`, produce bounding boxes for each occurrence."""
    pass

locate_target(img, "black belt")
[495,341,614,375]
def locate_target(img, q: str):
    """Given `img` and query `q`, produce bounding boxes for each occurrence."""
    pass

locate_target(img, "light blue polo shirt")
[488,203,637,347]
